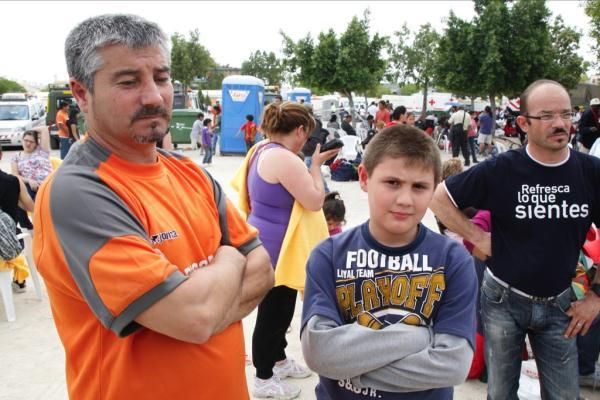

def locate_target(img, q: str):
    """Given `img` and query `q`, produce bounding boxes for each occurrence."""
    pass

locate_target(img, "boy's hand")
[311,143,340,166]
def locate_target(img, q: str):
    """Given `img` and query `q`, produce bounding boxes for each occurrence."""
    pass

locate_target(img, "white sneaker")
[252,376,300,399]
[273,358,312,379]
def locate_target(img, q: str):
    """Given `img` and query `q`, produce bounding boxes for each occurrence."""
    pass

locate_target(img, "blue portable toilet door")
[221,83,264,154]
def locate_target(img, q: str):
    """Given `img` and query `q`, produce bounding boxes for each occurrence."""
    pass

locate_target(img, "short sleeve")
[301,239,344,333]
[49,170,186,337]
[56,111,66,125]
[444,160,492,210]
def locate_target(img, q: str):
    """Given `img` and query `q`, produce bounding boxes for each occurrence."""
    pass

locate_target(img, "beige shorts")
[478,133,493,145]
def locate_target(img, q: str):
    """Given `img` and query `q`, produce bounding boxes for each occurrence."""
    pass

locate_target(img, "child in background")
[201,118,213,166]
[238,114,258,152]
[323,191,345,236]
[436,158,464,239]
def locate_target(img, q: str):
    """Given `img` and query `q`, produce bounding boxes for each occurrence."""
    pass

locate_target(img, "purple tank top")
[247,143,294,267]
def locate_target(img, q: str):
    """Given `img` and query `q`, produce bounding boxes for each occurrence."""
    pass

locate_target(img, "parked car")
[0,93,45,147]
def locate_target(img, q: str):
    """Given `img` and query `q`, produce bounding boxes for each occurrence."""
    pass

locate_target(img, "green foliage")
[240,51,283,86]
[203,69,225,90]
[281,32,317,87]
[389,23,440,111]
[365,84,394,97]
[434,12,479,97]
[505,0,551,95]
[546,16,587,89]
[585,0,600,69]
[399,83,421,95]
[281,10,387,111]
[0,77,26,94]
[471,0,511,100]
[170,30,215,88]
[436,0,584,108]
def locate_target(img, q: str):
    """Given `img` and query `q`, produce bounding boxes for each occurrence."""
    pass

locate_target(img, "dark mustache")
[551,128,568,135]
[131,106,170,123]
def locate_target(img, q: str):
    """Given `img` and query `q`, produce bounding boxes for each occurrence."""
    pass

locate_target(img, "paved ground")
[0,145,596,400]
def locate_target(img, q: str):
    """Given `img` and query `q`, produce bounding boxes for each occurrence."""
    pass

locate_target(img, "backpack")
[0,211,23,260]
[330,158,359,182]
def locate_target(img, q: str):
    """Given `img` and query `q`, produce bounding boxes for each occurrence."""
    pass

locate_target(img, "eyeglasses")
[523,112,575,121]
[22,139,36,144]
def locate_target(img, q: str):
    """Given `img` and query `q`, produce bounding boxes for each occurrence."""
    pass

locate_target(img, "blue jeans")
[468,136,478,162]
[481,270,579,400]
[202,146,213,164]
[211,132,220,154]
[60,137,73,160]
[577,315,600,375]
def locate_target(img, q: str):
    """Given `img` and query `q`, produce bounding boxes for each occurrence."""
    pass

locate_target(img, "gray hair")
[65,14,170,92]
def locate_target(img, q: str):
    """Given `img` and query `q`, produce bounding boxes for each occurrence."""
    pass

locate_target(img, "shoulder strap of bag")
[199,167,230,246]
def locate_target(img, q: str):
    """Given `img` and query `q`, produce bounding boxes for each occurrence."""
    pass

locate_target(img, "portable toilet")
[221,75,265,154]
[287,87,311,104]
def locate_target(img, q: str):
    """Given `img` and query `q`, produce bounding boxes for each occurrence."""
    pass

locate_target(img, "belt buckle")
[529,294,554,302]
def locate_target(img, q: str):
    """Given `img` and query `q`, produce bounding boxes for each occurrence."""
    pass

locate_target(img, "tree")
[241,51,284,86]
[1,78,26,94]
[203,69,226,90]
[170,30,215,90]
[281,33,317,87]
[471,0,512,110]
[281,10,387,118]
[0,77,26,94]
[434,13,481,98]
[585,0,600,70]
[505,0,551,95]
[399,83,421,95]
[436,0,579,110]
[389,23,440,116]
[545,16,587,89]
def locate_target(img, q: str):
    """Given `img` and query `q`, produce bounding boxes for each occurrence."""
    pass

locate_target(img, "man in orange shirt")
[34,14,274,400]
[55,100,71,159]
[375,100,391,125]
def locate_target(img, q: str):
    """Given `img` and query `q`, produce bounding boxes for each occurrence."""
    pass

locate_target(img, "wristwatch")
[591,283,600,297]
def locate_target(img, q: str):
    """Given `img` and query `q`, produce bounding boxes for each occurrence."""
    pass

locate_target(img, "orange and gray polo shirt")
[33,137,260,400]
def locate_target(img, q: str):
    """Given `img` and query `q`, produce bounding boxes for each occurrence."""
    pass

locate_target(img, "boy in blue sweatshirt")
[301,125,478,400]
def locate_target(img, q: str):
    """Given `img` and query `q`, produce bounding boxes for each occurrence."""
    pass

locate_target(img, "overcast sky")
[0,1,592,87]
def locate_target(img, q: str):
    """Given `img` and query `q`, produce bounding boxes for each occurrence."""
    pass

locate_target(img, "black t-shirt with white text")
[445,147,600,297]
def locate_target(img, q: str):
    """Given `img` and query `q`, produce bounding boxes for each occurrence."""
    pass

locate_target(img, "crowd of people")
[1,13,600,400]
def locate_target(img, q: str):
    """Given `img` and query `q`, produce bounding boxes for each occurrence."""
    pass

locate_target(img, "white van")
[0,93,46,147]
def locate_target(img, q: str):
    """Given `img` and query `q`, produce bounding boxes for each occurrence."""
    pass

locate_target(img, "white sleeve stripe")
[442,181,460,209]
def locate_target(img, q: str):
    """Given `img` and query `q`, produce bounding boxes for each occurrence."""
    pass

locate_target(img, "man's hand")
[471,231,492,259]
[564,292,600,338]
[210,245,246,272]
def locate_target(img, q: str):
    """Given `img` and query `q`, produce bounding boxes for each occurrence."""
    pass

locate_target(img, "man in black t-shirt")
[431,80,600,400]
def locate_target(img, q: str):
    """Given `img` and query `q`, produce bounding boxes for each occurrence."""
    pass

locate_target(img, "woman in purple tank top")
[248,102,340,399]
